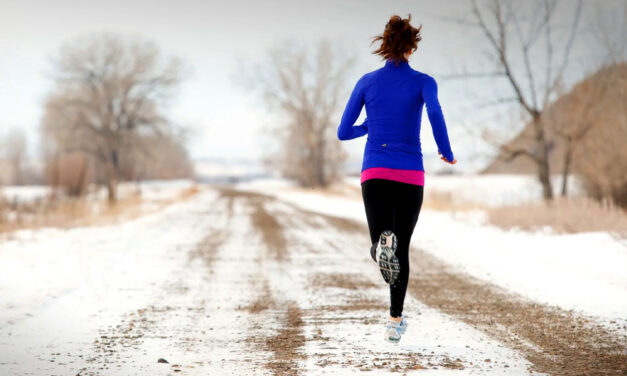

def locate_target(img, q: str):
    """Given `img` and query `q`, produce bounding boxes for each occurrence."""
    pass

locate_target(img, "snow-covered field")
[0,190,219,375]
[0,180,198,228]
[1,175,625,375]
[0,186,51,203]
[0,187,538,375]
[0,179,197,204]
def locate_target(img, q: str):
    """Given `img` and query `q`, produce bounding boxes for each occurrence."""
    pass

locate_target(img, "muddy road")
[1,187,625,375]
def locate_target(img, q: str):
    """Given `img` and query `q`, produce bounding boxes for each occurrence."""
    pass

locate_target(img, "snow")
[0,180,198,226]
[256,199,537,374]
[0,186,50,203]
[0,190,220,374]
[194,158,267,183]
[1,175,624,374]
[117,179,197,201]
[0,179,196,204]
[237,178,627,325]
[0,187,539,375]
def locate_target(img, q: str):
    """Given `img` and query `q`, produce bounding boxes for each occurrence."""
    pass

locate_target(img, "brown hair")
[372,14,422,63]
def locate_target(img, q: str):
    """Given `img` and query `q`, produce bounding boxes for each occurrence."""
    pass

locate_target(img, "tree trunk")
[538,153,553,200]
[315,138,327,188]
[106,177,117,204]
[532,117,554,200]
[105,160,118,204]
[11,158,23,186]
[561,139,574,197]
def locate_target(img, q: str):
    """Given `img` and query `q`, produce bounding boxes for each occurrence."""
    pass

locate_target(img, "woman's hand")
[438,151,457,165]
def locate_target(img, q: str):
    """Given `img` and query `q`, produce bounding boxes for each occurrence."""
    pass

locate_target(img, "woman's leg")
[362,179,424,317]
[389,183,423,318]
[361,179,395,244]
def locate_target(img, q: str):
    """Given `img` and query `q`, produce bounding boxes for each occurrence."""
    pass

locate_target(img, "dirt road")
[0,187,625,375]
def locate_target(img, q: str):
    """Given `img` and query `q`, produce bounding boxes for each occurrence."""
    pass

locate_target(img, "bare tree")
[42,34,182,203]
[2,128,27,186]
[591,1,627,66]
[574,63,627,206]
[251,40,354,187]
[118,131,194,182]
[468,0,582,200]
[546,68,612,196]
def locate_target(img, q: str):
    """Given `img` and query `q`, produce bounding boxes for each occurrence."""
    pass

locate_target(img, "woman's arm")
[337,77,368,141]
[422,76,455,163]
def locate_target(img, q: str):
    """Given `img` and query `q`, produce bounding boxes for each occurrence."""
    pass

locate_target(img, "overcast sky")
[1,0,622,171]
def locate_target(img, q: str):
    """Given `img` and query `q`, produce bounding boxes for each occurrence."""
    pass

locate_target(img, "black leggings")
[361,179,423,318]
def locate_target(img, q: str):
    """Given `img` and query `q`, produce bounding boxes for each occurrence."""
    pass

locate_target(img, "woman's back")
[337,60,453,172]
[360,60,428,144]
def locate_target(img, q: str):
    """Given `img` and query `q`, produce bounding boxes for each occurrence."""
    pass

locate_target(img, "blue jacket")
[337,60,454,172]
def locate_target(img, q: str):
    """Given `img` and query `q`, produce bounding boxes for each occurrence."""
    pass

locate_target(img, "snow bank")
[0,180,197,204]
[0,186,51,203]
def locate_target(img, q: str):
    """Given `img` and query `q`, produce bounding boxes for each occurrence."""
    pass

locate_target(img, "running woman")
[337,14,456,343]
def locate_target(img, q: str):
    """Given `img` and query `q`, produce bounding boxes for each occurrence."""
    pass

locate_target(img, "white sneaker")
[384,316,408,343]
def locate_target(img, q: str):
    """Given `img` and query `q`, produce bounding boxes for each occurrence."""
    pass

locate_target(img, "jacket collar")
[384,59,410,69]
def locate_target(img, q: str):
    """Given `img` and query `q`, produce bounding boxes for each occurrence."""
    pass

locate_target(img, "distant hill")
[484,63,627,175]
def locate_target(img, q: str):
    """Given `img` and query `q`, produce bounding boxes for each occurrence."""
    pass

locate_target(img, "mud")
[310,272,378,291]
[265,305,306,376]
[242,280,274,314]
[408,248,627,376]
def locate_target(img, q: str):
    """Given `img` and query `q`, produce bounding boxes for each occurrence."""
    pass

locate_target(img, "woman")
[337,14,456,343]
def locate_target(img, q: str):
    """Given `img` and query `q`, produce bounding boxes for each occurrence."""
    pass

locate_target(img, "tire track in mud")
[219,188,287,261]
[264,305,307,376]
[270,196,627,376]
[219,188,306,375]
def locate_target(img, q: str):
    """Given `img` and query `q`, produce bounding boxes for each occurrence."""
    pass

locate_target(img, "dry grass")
[287,182,486,212]
[0,185,200,233]
[423,191,488,211]
[488,197,627,236]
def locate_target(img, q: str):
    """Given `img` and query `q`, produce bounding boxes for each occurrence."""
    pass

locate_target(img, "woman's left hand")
[438,151,457,165]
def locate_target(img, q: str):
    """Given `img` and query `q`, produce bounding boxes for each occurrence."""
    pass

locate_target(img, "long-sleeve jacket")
[337,60,454,171]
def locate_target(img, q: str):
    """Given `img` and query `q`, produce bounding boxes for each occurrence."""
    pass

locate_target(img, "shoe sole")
[384,335,401,343]
[377,231,400,285]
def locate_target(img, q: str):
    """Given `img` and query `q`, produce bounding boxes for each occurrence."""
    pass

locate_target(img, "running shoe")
[384,316,408,343]
[374,230,400,285]
[399,316,408,334]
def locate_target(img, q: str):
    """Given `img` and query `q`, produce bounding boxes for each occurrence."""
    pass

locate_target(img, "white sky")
[0,0,622,171]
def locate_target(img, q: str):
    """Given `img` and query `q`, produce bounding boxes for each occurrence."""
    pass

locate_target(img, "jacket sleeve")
[422,76,454,162]
[337,76,368,141]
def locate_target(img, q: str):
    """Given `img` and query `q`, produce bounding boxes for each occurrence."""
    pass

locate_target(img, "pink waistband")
[361,167,425,186]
